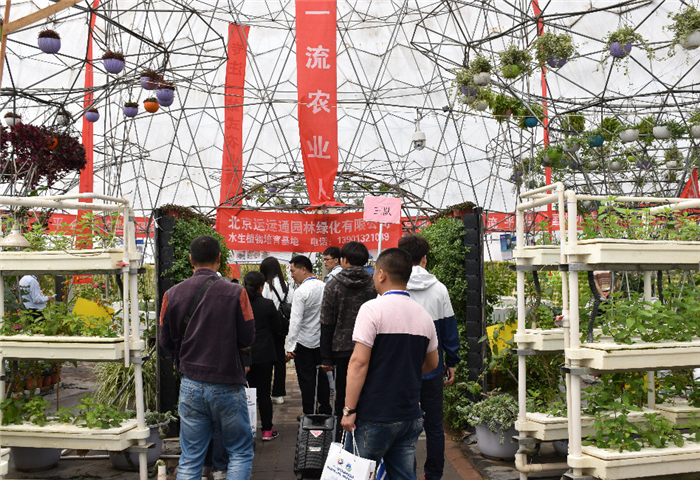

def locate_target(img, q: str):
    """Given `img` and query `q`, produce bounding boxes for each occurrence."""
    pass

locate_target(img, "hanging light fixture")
[0,223,30,249]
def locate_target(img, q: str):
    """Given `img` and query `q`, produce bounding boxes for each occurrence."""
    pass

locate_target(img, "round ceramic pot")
[524,117,538,128]
[683,31,700,50]
[502,64,520,79]
[140,76,157,90]
[637,160,653,170]
[473,100,489,111]
[85,111,99,123]
[553,440,568,457]
[610,160,622,171]
[619,128,639,143]
[666,160,678,169]
[156,88,175,102]
[144,101,160,113]
[268,187,277,193]
[4,116,20,127]
[103,58,125,74]
[609,41,632,58]
[562,142,579,153]
[123,106,138,117]
[690,125,700,139]
[158,96,174,107]
[653,126,671,139]
[474,424,519,460]
[587,134,604,147]
[473,72,491,86]
[547,56,567,68]
[545,149,562,161]
[56,113,71,126]
[38,37,61,54]
[510,170,523,182]
[589,160,599,170]
[11,446,61,471]
[291,199,299,206]
[460,85,478,97]
[110,422,167,470]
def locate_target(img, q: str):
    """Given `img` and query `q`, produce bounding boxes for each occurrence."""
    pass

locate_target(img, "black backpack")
[271,286,291,335]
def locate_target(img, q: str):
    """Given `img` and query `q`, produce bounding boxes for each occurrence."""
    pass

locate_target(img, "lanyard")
[383,290,410,297]
[302,276,318,284]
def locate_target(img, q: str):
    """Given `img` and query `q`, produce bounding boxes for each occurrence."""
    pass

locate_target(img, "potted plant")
[562,136,581,153]
[123,102,139,118]
[144,97,159,113]
[37,29,61,54]
[564,113,585,133]
[600,117,621,142]
[470,55,492,86]
[453,67,478,102]
[156,81,176,103]
[109,410,175,470]
[689,111,700,138]
[460,392,519,460]
[84,107,99,123]
[619,122,639,143]
[56,109,72,126]
[664,144,682,170]
[489,93,520,122]
[139,68,161,90]
[471,86,493,112]
[543,145,564,164]
[668,6,700,52]
[102,50,125,74]
[637,116,656,145]
[653,119,685,140]
[4,112,21,127]
[532,32,577,68]
[498,45,532,79]
[586,128,605,147]
[518,104,544,129]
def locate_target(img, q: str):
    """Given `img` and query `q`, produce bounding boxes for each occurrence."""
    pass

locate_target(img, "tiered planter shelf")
[655,400,700,427]
[0,249,140,275]
[569,439,700,480]
[0,335,145,361]
[0,420,149,451]
[566,340,700,372]
[565,239,700,271]
[513,245,562,270]
[515,328,605,352]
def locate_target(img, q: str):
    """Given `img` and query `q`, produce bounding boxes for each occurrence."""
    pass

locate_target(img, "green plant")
[489,94,520,122]
[532,32,577,66]
[668,6,700,53]
[1,396,26,425]
[689,111,700,126]
[564,113,585,133]
[453,67,476,90]
[93,346,157,410]
[471,86,493,109]
[458,392,518,444]
[74,395,129,429]
[605,25,648,50]
[665,120,687,139]
[517,104,544,129]
[23,395,52,426]
[600,117,621,141]
[469,55,492,74]
[498,45,533,76]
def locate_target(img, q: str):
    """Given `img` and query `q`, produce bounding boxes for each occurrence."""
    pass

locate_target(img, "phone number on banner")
[336,233,390,244]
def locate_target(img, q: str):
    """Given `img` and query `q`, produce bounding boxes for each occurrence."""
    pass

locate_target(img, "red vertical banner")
[296,0,343,207]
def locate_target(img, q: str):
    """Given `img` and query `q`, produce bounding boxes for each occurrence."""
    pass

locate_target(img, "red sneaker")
[262,429,279,441]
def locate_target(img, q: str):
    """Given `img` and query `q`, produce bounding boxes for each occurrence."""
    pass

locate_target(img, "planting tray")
[566,340,700,372]
[0,419,149,451]
[0,335,144,361]
[565,239,700,271]
[516,409,652,442]
[513,245,562,270]
[569,437,700,480]
[515,328,605,352]
[655,400,700,427]
[0,249,139,275]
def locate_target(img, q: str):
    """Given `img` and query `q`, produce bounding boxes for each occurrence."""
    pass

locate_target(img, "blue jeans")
[344,417,423,480]
[177,376,253,480]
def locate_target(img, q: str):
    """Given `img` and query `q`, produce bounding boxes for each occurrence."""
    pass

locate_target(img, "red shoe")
[262,429,279,441]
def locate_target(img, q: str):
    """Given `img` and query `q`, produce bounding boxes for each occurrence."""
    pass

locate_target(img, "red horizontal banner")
[45,213,152,238]
[218,209,401,252]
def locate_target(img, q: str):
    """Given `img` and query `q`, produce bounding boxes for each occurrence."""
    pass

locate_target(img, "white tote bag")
[245,386,257,437]
[321,432,377,480]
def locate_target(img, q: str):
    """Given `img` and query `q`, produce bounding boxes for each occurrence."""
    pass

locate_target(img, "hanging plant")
[489,93,520,122]
[37,29,61,54]
[498,45,533,79]
[619,123,639,143]
[602,25,653,73]
[470,55,492,85]
[156,81,176,103]
[84,107,99,123]
[144,97,159,113]
[563,113,585,133]
[56,109,72,126]
[668,6,700,53]
[562,136,581,153]
[139,69,162,90]
[532,32,577,68]
[585,128,605,147]
[471,86,493,112]
[4,112,20,127]
[102,50,125,74]
[453,67,478,103]
[517,104,544,129]
[688,111,700,138]
[600,117,621,141]
[123,102,139,118]
[637,116,656,146]
[544,145,564,163]
[46,137,59,150]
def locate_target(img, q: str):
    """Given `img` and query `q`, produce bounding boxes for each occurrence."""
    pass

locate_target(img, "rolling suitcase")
[293,366,336,479]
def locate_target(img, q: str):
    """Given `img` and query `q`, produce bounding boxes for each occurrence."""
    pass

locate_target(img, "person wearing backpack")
[260,256,293,405]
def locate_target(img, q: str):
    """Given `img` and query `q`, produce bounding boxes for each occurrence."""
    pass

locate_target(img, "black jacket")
[250,294,283,365]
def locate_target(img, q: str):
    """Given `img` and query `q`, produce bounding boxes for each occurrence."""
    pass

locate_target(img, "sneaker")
[262,429,279,441]
[211,471,226,480]
[271,396,285,404]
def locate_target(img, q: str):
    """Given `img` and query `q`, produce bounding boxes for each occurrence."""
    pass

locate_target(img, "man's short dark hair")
[190,235,221,266]
[375,248,412,284]
[397,234,430,266]
[291,254,313,273]
[340,241,369,267]
[322,246,340,260]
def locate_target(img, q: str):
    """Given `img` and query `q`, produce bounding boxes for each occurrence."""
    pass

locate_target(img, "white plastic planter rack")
[0,193,150,480]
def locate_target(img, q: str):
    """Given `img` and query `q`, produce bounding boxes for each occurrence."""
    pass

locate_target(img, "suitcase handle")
[314,364,335,416]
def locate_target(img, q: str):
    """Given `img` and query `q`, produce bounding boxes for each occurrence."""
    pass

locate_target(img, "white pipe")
[650,199,700,213]
[643,271,655,408]
[521,182,565,198]
[515,452,568,473]
[0,275,5,420]
[35,193,128,204]
[573,194,683,203]
[0,196,124,212]
[517,193,559,210]
[158,463,167,480]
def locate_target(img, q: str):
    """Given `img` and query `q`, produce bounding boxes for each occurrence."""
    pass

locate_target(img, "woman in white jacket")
[260,257,294,404]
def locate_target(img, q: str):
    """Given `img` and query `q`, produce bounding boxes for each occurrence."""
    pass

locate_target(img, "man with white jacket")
[398,234,461,480]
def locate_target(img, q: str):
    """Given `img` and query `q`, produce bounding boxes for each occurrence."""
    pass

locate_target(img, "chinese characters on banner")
[296,0,343,206]
[363,196,402,224]
[218,209,401,252]
[483,211,588,232]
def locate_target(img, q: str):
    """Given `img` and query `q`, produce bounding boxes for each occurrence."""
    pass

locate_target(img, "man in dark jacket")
[159,235,255,479]
[320,241,377,439]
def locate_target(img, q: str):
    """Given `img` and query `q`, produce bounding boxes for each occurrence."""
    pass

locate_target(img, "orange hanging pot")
[46,137,58,150]
[144,98,159,113]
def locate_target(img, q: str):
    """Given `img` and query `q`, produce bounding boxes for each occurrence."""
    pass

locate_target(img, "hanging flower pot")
[460,85,478,97]
[473,100,489,111]
[56,110,72,126]
[37,30,61,54]
[589,159,599,170]
[690,125,700,139]
[666,160,678,169]
[610,160,623,171]
[636,159,653,170]
[544,146,563,162]
[158,96,174,107]
[501,64,520,79]
[547,56,567,68]
[123,102,139,118]
[144,98,160,113]
[102,50,125,74]
[156,82,176,102]
[609,41,632,58]
[587,134,604,147]
[84,108,99,123]
[473,72,490,86]
[291,199,299,206]
[619,128,639,143]
[653,126,671,139]
[46,137,59,150]
[523,117,538,128]
[562,141,580,153]
[682,31,700,50]
[4,112,20,127]
[139,69,161,90]
[268,186,277,193]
